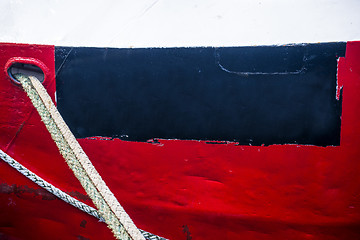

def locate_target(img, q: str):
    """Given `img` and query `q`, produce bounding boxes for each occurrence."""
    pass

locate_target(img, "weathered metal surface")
[1,42,360,239]
[55,43,345,146]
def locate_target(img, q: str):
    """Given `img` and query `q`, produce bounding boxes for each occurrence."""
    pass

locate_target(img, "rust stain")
[80,219,87,228]
[68,191,91,201]
[182,225,192,240]
[0,183,56,200]
[77,235,90,240]
[0,183,91,202]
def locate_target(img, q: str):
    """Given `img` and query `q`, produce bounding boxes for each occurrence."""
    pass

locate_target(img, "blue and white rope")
[0,148,166,240]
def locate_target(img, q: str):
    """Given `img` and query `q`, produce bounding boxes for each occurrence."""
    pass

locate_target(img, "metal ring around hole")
[4,57,49,85]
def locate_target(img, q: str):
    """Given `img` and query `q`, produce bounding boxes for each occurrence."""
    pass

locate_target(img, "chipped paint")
[1,42,360,240]
[0,183,57,201]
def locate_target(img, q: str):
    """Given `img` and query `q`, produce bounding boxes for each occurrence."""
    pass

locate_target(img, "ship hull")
[1,41,360,239]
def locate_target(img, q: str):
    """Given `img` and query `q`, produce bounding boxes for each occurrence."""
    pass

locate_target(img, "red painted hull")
[1,42,360,239]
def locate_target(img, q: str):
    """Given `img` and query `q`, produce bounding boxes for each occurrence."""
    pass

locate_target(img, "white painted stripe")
[0,0,359,48]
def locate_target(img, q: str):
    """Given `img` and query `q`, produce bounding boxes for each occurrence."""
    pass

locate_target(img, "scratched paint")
[1,42,360,239]
[0,183,57,200]
[55,43,344,146]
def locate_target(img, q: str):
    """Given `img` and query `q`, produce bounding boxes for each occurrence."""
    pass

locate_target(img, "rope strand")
[0,148,166,240]
[14,73,145,240]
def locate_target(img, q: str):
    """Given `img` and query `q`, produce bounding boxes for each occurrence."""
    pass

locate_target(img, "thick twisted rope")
[0,148,102,220]
[14,73,145,240]
[0,148,166,240]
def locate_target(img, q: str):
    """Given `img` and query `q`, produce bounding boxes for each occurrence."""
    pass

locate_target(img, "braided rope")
[0,149,166,240]
[14,73,144,240]
[0,148,101,219]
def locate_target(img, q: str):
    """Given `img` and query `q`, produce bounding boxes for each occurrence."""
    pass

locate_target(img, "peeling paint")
[80,220,87,228]
[336,57,344,100]
[0,183,90,202]
[215,49,306,76]
[68,191,91,202]
[182,225,192,240]
[0,183,57,200]
[57,44,344,146]
[77,235,90,240]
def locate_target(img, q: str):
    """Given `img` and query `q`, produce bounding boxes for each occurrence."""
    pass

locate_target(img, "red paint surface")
[4,57,52,86]
[1,42,360,240]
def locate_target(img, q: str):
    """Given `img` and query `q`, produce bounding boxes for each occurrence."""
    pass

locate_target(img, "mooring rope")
[0,148,166,240]
[0,148,101,219]
[12,73,145,240]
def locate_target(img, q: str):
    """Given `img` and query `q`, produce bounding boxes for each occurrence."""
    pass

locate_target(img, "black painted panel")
[55,43,345,146]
